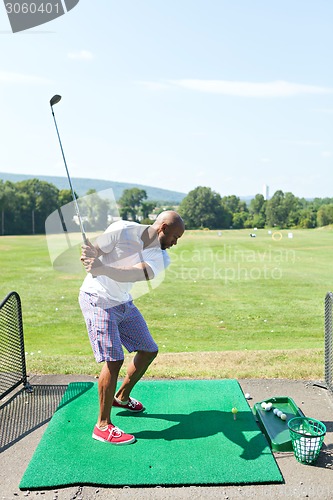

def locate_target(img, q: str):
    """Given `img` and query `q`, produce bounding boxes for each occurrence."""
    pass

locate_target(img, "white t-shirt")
[80,220,170,304]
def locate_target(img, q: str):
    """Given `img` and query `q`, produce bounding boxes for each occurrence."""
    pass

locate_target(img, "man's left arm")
[82,258,154,282]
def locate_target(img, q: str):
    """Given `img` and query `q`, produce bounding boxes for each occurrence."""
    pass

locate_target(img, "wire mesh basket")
[288,417,326,464]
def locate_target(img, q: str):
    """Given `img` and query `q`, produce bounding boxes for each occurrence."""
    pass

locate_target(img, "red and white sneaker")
[92,424,135,445]
[113,396,144,412]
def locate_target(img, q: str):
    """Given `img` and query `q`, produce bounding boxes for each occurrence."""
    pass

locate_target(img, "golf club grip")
[139,251,152,291]
[82,233,88,245]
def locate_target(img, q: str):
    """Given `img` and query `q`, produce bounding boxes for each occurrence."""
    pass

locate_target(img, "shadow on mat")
[56,382,93,411]
[124,410,268,460]
[0,382,93,452]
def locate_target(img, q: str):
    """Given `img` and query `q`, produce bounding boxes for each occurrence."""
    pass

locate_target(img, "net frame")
[324,292,333,396]
[0,291,30,400]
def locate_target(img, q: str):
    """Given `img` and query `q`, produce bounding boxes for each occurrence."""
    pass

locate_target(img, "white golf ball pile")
[261,402,287,421]
[294,433,321,463]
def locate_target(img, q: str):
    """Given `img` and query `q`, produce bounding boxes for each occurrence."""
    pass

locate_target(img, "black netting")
[0,292,27,400]
[325,292,333,396]
[0,384,68,452]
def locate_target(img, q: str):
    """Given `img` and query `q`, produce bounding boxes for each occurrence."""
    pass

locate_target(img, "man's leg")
[115,350,158,402]
[97,359,123,428]
[93,358,136,444]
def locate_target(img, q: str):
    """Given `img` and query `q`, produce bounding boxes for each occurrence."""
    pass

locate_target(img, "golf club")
[49,94,88,244]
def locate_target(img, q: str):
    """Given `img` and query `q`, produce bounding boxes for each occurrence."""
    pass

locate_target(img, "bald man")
[79,211,185,445]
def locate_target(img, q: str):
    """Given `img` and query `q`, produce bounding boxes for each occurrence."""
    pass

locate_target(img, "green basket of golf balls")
[288,417,326,464]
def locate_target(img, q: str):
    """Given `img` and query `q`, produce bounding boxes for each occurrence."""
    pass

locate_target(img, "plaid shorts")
[79,291,158,362]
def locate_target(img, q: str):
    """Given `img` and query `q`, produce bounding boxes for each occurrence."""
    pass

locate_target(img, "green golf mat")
[20,380,283,489]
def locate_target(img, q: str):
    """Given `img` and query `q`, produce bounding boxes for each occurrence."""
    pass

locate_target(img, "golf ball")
[273,408,279,415]
[245,393,251,400]
[280,413,287,421]
[277,411,283,418]
[261,402,267,409]
[231,407,238,414]
[265,403,272,411]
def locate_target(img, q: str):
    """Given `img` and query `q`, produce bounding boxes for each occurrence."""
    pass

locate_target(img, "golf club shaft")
[50,106,88,244]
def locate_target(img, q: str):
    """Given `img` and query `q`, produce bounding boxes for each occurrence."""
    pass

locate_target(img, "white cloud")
[140,79,333,97]
[191,132,208,137]
[67,50,93,61]
[321,151,333,158]
[260,158,272,163]
[313,108,333,114]
[287,140,323,146]
[137,81,171,91]
[0,71,51,84]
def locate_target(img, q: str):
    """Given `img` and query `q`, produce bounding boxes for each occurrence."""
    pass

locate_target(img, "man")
[79,210,185,445]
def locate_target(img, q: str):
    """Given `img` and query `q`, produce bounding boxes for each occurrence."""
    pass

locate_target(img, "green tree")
[179,186,230,229]
[221,195,241,214]
[118,188,147,221]
[79,189,110,230]
[317,204,333,227]
[141,201,156,219]
[58,189,77,207]
[232,211,248,229]
[298,208,317,228]
[221,195,249,229]
[312,197,333,210]
[283,192,302,227]
[243,194,267,228]
[55,189,81,233]
[0,181,19,234]
[249,194,266,215]
[266,190,288,227]
[266,190,306,228]
[15,179,60,234]
[0,181,6,235]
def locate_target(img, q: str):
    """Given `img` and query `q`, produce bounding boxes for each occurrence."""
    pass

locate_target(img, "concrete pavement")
[1,375,333,500]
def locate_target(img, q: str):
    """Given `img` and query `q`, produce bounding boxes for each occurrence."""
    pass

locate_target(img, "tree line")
[0,179,75,235]
[178,186,333,229]
[0,180,163,235]
[0,178,115,235]
[1,179,332,235]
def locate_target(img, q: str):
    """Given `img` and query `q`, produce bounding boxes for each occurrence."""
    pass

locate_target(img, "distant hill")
[0,172,186,204]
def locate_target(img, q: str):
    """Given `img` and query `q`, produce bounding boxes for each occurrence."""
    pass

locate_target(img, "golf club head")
[50,95,62,107]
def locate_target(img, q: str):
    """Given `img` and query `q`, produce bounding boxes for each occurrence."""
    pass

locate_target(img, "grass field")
[0,227,331,379]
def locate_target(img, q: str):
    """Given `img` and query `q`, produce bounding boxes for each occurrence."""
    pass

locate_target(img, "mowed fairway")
[0,228,331,378]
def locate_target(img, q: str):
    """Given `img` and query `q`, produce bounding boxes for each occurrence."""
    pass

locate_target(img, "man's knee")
[104,359,124,374]
[149,350,158,362]
[137,350,158,363]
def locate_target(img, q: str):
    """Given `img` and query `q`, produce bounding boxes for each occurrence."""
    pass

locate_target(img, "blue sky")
[0,0,332,198]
